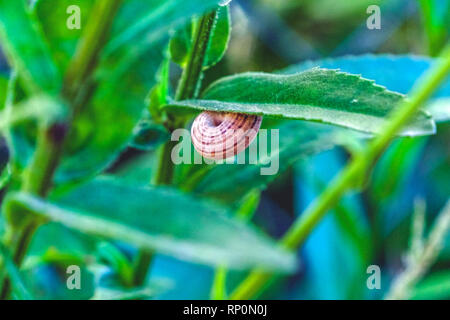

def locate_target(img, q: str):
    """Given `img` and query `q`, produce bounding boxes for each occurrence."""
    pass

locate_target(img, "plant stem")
[0,0,123,299]
[230,43,450,300]
[153,9,219,186]
[132,249,154,287]
[175,10,219,101]
[418,0,445,56]
[132,9,220,288]
[152,140,178,185]
[385,200,450,300]
[210,267,227,300]
[134,9,220,288]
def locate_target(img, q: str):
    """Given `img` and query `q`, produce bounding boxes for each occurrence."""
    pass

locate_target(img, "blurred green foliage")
[0,0,448,300]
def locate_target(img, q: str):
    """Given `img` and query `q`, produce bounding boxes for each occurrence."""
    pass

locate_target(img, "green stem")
[210,267,227,300]
[175,10,219,101]
[418,0,444,56]
[134,8,220,288]
[0,0,123,299]
[153,9,218,186]
[132,250,154,287]
[230,43,450,300]
[152,140,178,185]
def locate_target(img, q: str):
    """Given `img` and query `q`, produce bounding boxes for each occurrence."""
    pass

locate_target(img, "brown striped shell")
[191,112,263,160]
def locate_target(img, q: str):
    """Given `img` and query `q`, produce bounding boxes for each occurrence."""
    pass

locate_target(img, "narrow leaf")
[170,5,231,68]
[27,0,226,186]
[204,5,231,68]
[0,73,8,109]
[411,271,450,300]
[0,0,60,93]
[0,95,66,132]
[0,243,33,300]
[6,178,296,272]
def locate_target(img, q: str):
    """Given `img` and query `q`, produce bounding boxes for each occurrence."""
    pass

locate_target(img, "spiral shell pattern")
[191,111,262,160]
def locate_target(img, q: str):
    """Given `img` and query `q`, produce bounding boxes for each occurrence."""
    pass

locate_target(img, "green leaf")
[0,73,8,109]
[0,0,61,94]
[23,0,224,186]
[204,5,231,68]
[166,69,435,136]
[22,250,95,300]
[0,243,33,300]
[411,271,450,300]
[177,120,364,203]
[147,56,171,123]
[170,5,231,68]
[6,178,296,272]
[97,242,134,287]
[280,54,450,119]
[92,286,160,300]
[372,137,428,201]
[169,20,193,67]
[112,152,157,185]
[235,190,261,221]
[35,0,95,72]
[129,120,169,151]
[0,95,67,132]
[427,98,450,122]
[105,0,222,55]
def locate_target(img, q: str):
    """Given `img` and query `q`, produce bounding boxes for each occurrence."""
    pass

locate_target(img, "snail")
[191,111,262,160]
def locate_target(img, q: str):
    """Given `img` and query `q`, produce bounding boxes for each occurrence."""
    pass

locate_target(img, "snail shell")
[191,111,262,160]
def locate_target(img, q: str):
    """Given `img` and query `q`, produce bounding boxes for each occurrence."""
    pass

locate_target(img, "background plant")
[0,0,448,300]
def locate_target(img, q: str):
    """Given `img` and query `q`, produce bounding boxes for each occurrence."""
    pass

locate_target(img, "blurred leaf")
[418,0,450,55]
[148,56,170,123]
[170,5,231,68]
[97,242,134,287]
[305,0,375,21]
[371,136,429,236]
[0,243,33,300]
[35,0,95,72]
[22,260,95,300]
[169,19,193,67]
[105,0,222,55]
[28,223,97,258]
[427,98,450,122]
[180,121,365,203]
[0,95,67,132]
[0,73,8,109]
[292,151,371,299]
[130,120,169,151]
[411,271,450,299]
[167,69,434,135]
[6,178,296,271]
[235,190,261,221]
[92,286,160,300]
[372,137,428,202]
[12,0,224,186]
[0,0,61,94]
[112,152,157,185]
